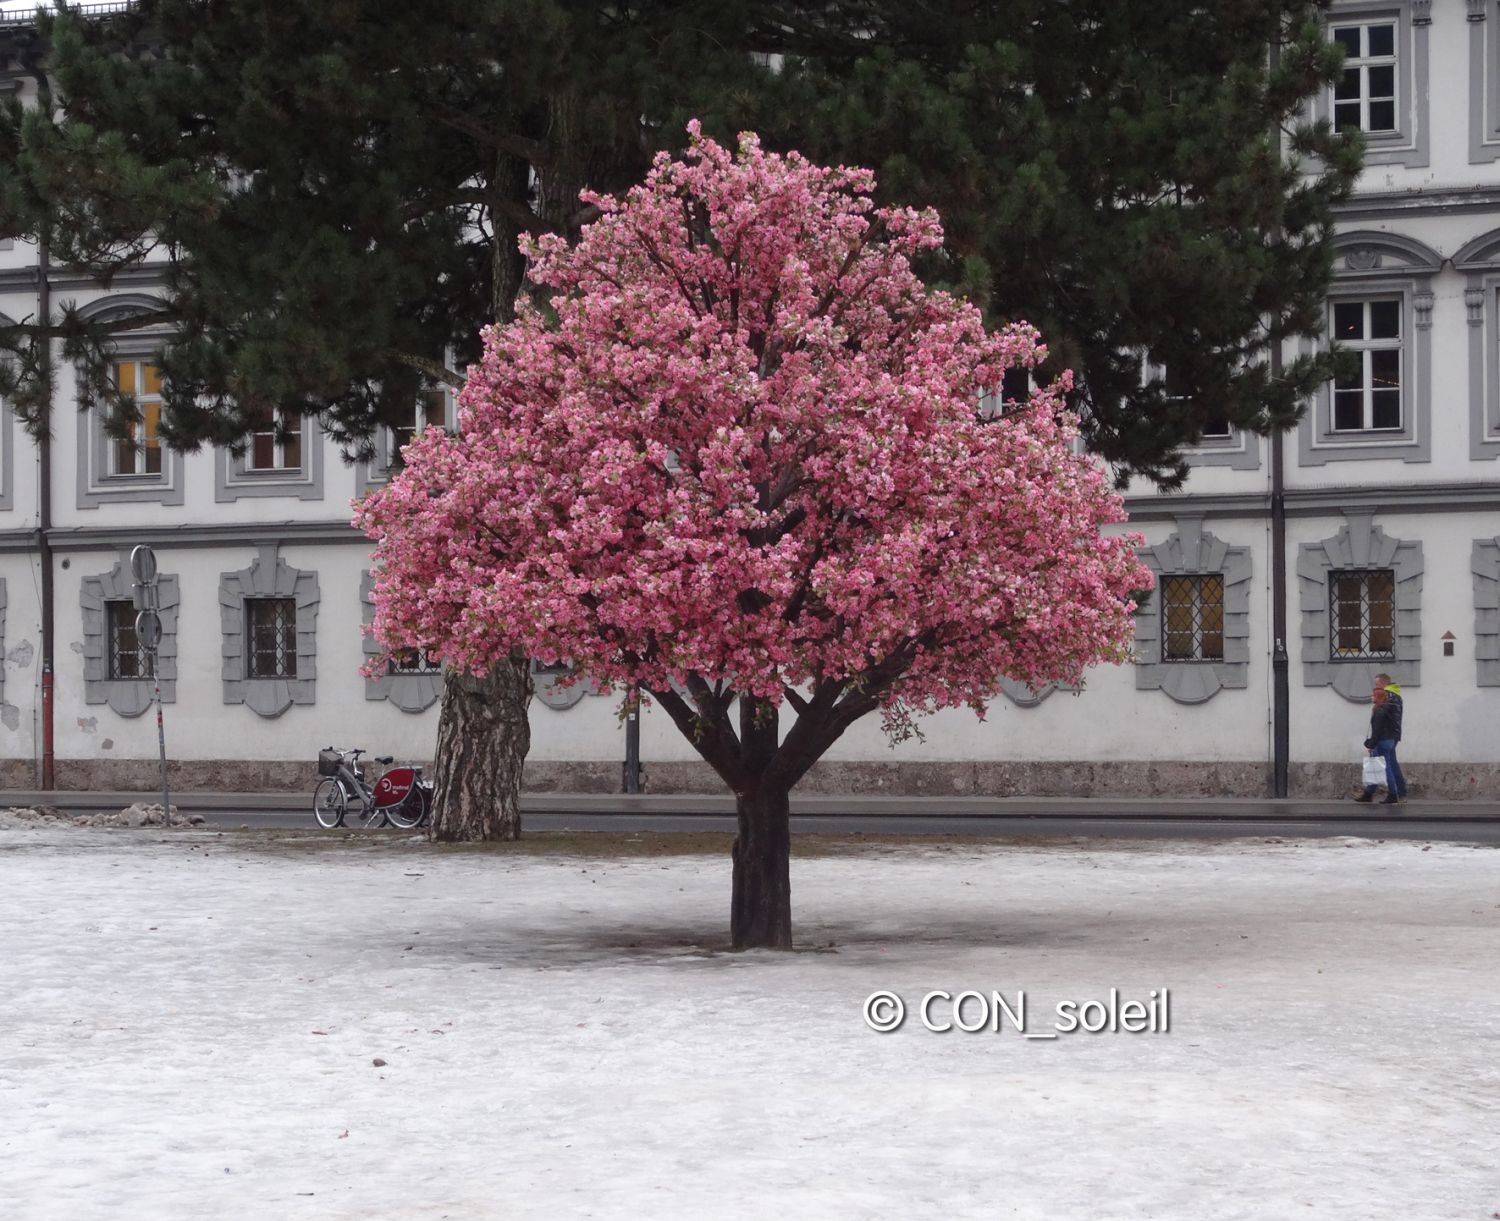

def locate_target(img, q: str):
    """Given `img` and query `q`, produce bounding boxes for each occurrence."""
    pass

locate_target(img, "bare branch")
[390,352,466,390]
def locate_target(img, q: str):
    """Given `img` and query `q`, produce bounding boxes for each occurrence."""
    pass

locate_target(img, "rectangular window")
[111,360,164,477]
[106,600,144,679]
[1330,569,1396,659]
[1332,23,1397,134]
[247,407,303,472]
[245,597,297,679]
[1331,299,1402,431]
[389,389,446,470]
[1162,574,1225,662]
[389,648,441,675]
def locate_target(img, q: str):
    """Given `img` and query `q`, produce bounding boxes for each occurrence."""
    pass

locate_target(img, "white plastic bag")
[1361,756,1387,787]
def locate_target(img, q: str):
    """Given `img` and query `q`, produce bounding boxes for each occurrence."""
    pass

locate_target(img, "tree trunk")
[731,784,793,949]
[731,696,792,949]
[429,652,532,842]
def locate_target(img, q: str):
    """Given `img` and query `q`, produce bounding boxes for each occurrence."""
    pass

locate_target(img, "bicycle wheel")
[313,778,347,829]
[385,787,424,830]
[347,792,386,829]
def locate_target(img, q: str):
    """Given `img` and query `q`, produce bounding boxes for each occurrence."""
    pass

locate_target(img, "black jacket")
[1368,693,1403,744]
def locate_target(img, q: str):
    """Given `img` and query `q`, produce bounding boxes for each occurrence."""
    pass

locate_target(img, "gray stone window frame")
[74,294,185,509]
[996,677,1080,707]
[1299,232,1437,467]
[1468,0,1500,164]
[1133,517,1251,704]
[215,408,325,502]
[1316,2,1430,169]
[80,553,179,716]
[0,315,17,512]
[221,543,318,717]
[531,659,608,711]
[353,386,454,497]
[1451,227,1500,459]
[359,570,444,713]
[1181,427,1261,471]
[1298,511,1422,700]
[1473,537,1500,686]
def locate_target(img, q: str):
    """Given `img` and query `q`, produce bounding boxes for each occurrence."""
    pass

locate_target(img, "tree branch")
[390,351,466,390]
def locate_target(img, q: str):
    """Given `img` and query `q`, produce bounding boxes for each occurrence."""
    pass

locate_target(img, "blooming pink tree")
[358,125,1150,949]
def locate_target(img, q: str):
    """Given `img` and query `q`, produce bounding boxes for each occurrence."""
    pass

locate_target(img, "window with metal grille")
[1331,23,1397,135]
[245,597,297,679]
[106,600,145,679]
[388,647,441,675]
[1162,574,1225,662]
[1330,569,1396,659]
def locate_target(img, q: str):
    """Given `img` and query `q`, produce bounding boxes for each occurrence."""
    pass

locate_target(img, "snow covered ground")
[1,825,1496,1221]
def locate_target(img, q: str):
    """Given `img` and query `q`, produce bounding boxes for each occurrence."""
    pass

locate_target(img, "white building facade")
[1,0,1499,796]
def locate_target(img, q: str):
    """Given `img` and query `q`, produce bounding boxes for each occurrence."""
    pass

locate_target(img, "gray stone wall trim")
[214,414,326,502]
[20,755,1500,800]
[1134,516,1253,703]
[1471,1,1500,164]
[1300,238,1437,466]
[359,569,443,712]
[0,576,7,708]
[79,552,179,714]
[1335,186,1500,219]
[1452,234,1500,458]
[1126,479,1500,521]
[1474,538,1500,686]
[3,520,372,553]
[0,312,15,512]
[220,543,318,717]
[996,676,1079,707]
[1297,510,1423,699]
[1181,428,1261,471]
[73,294,184,510]
[1316,2,1430,169]
[530,659,608,709]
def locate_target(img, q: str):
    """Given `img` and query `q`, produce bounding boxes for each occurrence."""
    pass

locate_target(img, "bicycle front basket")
[318,749,341,777]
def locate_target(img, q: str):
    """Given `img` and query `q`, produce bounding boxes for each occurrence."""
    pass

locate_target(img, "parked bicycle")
[314,747,433,830]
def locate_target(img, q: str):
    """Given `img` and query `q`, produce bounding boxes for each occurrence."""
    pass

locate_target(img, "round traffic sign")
[135,609,162,650]
[130,544,158,585]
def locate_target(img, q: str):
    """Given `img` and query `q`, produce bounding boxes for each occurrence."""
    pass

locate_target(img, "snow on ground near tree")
[1,827,1496,1221]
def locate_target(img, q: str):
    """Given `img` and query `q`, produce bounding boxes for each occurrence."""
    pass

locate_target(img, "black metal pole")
[623,685,641,794]
[1271,428,1290,798]
[37,231,54,791]
[1268,16,1290,799]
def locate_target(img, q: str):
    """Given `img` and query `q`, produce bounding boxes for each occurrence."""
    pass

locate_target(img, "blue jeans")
[1364,739,1406,797]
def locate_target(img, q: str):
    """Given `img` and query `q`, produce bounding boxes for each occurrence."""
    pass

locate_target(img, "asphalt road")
[191,810,1500,843]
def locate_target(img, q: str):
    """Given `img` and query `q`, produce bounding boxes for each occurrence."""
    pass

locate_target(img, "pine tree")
[698,0,1363,486]
[0,1,1358,837]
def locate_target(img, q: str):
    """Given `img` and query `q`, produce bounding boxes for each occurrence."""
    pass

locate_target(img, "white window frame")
[109,358,165,478]
[245,407,304,473]
[1331,21,1399,134]
[1331,297,1403,433]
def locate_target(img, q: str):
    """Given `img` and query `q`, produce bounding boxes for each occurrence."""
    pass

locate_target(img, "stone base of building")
[8,756,1500,800]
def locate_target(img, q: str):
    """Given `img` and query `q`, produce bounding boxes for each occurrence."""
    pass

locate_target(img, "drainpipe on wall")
[1271,418,1289,799]
[1268,18,1290,799]
[36,233,53,791]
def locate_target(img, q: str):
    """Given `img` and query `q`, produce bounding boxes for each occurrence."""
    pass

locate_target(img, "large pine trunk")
[428,654,532,842]
[731,784,793,949]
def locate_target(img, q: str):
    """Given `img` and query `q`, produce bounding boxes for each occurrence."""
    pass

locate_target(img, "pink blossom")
[357,125,1151,743]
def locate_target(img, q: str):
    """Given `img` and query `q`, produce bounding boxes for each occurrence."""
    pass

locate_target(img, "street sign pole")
[131,545,170,824]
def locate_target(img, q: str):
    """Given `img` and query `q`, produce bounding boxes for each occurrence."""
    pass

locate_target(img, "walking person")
[1354,672,1407,804]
